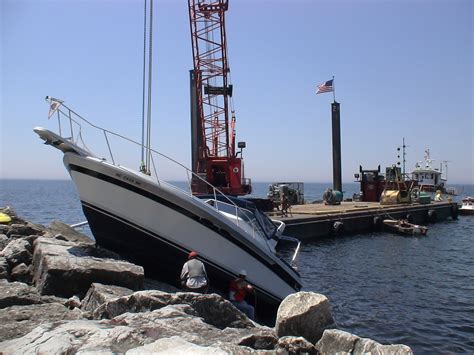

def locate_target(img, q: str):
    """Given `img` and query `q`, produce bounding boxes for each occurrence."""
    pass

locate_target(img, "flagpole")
[332,75,336,103]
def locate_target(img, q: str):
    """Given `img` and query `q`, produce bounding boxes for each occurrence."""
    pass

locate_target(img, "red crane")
[188,0,251,196]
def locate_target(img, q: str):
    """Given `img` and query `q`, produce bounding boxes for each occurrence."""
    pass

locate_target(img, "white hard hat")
[239,269,247,277]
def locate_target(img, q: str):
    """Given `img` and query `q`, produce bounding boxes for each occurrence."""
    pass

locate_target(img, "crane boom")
[188,0,251,196]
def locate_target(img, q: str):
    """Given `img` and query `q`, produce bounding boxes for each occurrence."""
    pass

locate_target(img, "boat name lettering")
[115,173,142,186]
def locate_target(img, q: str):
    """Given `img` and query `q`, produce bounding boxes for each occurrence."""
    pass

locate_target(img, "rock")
[0,234,9,250]
[92,290,254,329]
[0,306,217,353]
[237,331,278,350]
[6,222,44,238]
[1,239,32,267]
[45,220,95,245]
[0,302,84,341]
[0,279,65,308]
[11,263,32,284]
[126,336,229,354]
[315,329,360,353]
[32,237,144,297]
[315,330,413,355]
[65,295,82,309]
[276,336,317,354]
[353,337,413,354]
[0,226,10,235]
[0,256,9,279]
[275,291,335,344]
[81,283,134,313]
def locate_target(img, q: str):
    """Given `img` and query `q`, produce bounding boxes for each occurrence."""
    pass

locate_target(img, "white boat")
[459,197,474,215]
[383,219,428,236]
[34,99,302,322]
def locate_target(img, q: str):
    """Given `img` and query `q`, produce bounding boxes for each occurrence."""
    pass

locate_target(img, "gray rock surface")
[275,291,335,344]
[32,237,144,297]
[126,336,229,354]
[353,337,413,354]
[1,239,32,267]
[0,302,84,340]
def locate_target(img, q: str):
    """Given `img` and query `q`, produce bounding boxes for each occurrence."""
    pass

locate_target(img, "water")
[1,179,473,353]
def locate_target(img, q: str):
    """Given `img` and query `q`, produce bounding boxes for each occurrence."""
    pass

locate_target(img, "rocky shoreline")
[0,206,412,354]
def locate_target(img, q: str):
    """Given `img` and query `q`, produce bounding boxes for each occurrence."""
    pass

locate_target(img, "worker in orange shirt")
[229,270,255,320]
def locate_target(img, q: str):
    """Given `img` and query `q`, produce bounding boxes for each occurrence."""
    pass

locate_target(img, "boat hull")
[63,153,301,323]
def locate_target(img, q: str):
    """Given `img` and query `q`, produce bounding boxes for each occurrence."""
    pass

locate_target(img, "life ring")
[427,209,437,223]
[333,221,345,235]
[233,167,239,173]
[451,205,459,220]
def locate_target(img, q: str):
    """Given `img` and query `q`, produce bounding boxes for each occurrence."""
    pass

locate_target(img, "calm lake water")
[1,179,473,353]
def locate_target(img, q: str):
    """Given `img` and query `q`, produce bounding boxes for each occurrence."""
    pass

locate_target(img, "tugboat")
[411,149,447,193]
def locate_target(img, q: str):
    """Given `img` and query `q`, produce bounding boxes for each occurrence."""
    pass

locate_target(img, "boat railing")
[44,97,269,246]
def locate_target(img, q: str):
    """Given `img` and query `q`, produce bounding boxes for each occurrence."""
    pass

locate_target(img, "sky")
[1,0,473,185]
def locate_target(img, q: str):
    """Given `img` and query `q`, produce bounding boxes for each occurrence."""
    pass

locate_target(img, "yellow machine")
[380,189,410,205]
[380,166,412,205]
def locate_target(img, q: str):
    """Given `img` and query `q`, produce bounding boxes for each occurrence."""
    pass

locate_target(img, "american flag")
[316,79,334,95]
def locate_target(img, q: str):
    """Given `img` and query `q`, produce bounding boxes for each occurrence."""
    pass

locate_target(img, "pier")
[271,201,458,240]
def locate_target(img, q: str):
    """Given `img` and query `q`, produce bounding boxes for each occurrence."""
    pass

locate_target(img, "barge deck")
[269,201,458,240]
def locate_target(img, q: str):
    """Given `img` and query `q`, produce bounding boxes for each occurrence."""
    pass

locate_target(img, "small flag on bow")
[316,79,334,95]
[47,97,63,119]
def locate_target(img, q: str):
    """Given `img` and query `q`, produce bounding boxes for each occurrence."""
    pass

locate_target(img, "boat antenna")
[146,0,154,175]
[397,137,408,178]
[140,0,154,175]
[140,0,148,173]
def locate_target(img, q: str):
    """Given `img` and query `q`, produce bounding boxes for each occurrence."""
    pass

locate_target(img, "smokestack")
[331,102,342,192]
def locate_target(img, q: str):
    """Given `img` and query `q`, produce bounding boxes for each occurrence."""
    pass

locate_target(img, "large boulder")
[32,237,144,297]
[315,329,413,354]
[45,220,95,245]
[81,283,134,313]
[275,291,335,344]
[276,336,317,354]
[92,290,254,329]
[0,280,63,308]
[314,329,361,353]
[11,263,32,284]
[0,302,84,341]
[6,222,44,238]
[1,239,32,267]
[0,234,9,250]
[353,337,413,354]
[0,256,9,279]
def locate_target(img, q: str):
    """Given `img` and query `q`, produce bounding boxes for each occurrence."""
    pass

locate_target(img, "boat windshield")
[204,199,276,241]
